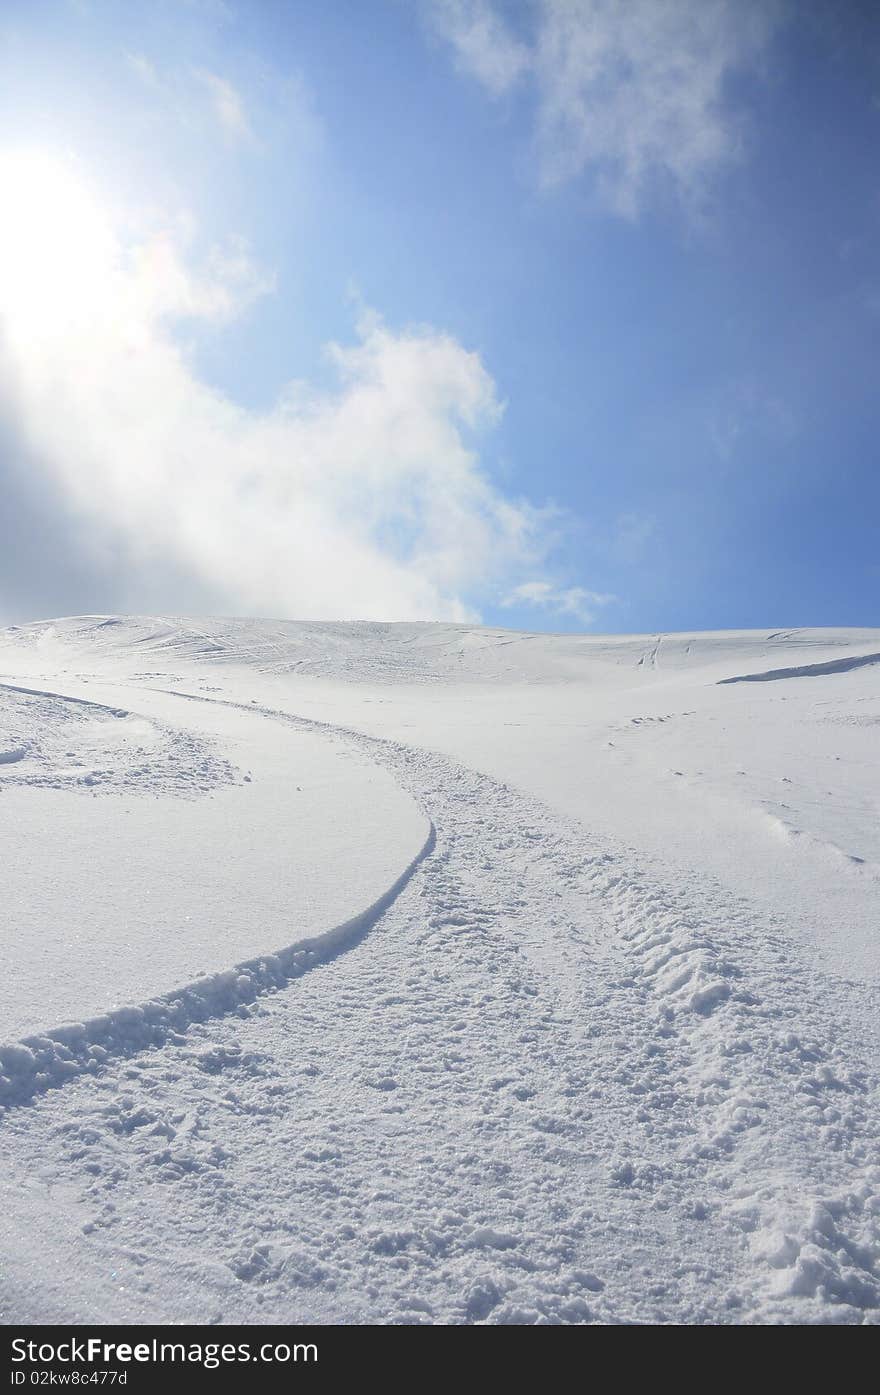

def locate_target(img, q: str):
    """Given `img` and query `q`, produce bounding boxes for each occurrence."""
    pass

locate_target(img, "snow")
[0,615,878,1324]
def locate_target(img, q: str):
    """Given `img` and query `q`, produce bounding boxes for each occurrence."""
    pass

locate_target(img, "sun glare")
[0,149,118,334]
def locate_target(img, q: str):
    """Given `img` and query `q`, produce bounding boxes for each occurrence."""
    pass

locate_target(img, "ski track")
[1,691,878,1323]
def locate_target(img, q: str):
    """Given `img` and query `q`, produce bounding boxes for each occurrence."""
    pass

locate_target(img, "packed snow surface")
[0,615,878,1325]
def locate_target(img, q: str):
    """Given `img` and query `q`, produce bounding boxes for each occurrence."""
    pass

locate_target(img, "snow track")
[1,689,878,1324]
[0,817,435,1110]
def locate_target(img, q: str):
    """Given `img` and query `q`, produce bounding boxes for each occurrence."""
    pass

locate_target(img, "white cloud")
[502,580,616,624]
[127,229,275,324]
[428,0,531,96]
[426,0,784,216]
[194,69,254,143]
[127,56,258,147]
[0,154,558,623]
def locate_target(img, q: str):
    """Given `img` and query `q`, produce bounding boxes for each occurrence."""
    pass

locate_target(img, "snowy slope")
[0,679,428,1039]
[0,616,878,1325]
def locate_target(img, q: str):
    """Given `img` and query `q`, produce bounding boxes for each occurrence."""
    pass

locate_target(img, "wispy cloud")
[502,580,616,624]
[426,0,785,217]
[709,376,799,462]
[126,228,275,323]
[126,53,271,154]
[194,69,254,143]
[428,0,530,96]
[0,154,567,623]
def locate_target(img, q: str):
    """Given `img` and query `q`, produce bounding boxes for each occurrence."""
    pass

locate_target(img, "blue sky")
[0,0,877,632]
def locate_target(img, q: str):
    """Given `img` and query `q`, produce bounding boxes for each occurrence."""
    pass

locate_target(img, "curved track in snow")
[0,685,431,1083]
[1,686,878,1324]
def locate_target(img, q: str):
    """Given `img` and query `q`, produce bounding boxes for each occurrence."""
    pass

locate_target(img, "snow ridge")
[718,651,880,684]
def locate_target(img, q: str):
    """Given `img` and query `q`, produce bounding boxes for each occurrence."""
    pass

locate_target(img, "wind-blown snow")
[0,615,877,1324]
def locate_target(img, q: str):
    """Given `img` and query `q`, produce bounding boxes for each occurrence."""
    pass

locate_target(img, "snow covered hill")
[0,616,878,1324]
